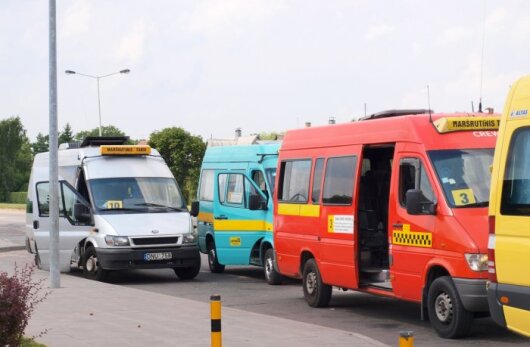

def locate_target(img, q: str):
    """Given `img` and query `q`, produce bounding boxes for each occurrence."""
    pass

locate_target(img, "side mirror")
[73,203,91,223]
[406,189,436,215]
[190,201,200,217]
[249,194,267,211]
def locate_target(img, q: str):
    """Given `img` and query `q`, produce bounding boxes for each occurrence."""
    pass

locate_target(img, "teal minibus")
[191,143,281,284]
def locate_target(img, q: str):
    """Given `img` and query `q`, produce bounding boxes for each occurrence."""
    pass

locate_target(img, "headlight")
[464,253,488,271]
[182,215,198,244]
[105,235,130,246]
[182,233,197,244]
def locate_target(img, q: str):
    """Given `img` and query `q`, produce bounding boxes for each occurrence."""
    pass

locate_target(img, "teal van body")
[195,143,281,284]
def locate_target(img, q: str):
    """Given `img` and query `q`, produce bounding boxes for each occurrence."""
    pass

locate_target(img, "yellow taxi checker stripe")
[198,212,214,223]
[392,230,432,248]
[214,220,274,232]
[278,203,320,217]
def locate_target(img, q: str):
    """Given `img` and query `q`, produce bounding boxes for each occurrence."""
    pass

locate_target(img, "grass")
[0,203,25,210]
[21,337,47,347]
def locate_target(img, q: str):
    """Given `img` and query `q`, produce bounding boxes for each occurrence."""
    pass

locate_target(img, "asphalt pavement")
[0,209,390,346]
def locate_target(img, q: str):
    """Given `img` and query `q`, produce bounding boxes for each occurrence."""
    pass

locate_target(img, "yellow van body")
[488,75,530,337]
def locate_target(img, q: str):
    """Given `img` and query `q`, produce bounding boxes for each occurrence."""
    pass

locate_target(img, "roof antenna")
[478,0,486,113]
[427,85,433,124]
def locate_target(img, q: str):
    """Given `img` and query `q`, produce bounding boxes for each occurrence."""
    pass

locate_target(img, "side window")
[501,127,530,215]
[218,173,227,203]
[311,158,324,203]
[323,156,357,205]
[61,182,91,225]
[199,170,214,201]
[36,181,91,225]
[278,160,312,202]
[251,170,266,191]
[36,182,51,217]
[218,173,263,209]
[399,158,434,206]
[226,174,244,205]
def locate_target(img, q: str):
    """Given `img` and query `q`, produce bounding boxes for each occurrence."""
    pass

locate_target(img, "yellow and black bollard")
[398,331,414,347]
[210,294,222,347]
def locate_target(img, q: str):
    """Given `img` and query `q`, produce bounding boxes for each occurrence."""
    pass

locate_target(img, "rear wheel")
[34,246,42,270]
[83,246,109,282]
[264,248,282,285]
[207,241,225,273]
[174,253,201,280]
[302,258,332,307]
[427,276,473,338]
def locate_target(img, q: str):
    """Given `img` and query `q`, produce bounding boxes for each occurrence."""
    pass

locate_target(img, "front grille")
[131,237,179,246]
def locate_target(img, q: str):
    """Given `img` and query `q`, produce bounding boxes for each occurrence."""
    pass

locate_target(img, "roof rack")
[80,136,130,147]
[359,109,433,121]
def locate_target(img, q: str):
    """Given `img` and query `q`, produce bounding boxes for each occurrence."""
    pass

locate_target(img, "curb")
[0,246,26,253]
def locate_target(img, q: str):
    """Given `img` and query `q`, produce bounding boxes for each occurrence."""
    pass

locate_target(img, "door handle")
[33,220,39,230]
[392,223,403,228]
[214,215,228,220]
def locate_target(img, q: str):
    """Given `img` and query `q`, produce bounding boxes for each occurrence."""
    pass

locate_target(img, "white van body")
[25,139,201,281]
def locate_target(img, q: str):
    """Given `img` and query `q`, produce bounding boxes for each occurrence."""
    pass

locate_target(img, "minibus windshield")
[429,149,494,208]
[89,177,186,214]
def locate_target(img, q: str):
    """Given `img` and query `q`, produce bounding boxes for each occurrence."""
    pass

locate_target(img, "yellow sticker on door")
[328,215,354,234]
[393,223,432,248]
[230,237,241,246]
[451,188,476,206]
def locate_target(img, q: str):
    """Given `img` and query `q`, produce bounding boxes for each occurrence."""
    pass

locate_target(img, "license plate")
[144,252,172,261]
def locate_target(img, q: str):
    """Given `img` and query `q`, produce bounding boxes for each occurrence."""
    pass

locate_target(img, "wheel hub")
[435,292,453,323]
[306,272,317,295]
[86,256,98,273]
[265,257,273,278]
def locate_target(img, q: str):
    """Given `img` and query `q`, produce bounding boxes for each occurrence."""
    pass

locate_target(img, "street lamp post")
[65,69,130,136]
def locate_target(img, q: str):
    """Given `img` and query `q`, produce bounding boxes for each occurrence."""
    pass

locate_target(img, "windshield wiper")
[134,203,186,211]
[458,201,489,208]
[99,207,137,212]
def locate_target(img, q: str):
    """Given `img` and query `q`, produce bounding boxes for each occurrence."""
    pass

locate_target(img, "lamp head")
[120,69,131,74]
[65,70,76,74]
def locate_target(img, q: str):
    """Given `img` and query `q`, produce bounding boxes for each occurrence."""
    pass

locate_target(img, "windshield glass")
[265,168,276,193]
[429,149,494,208]
[89,177,186,214]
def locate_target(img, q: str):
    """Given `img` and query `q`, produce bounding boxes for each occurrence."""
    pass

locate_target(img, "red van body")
[273,110,499,338]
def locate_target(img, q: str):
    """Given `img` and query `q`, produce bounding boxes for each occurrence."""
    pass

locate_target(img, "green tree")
[59,123,74,144]
[148,127,206,203]
[0,117,33,201]
[257,131,283,140]
[31,133,49,154]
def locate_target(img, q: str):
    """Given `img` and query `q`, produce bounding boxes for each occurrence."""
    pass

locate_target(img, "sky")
[2,0,530,142]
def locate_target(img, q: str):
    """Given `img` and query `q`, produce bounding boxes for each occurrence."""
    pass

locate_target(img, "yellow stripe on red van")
[278,203,320,217]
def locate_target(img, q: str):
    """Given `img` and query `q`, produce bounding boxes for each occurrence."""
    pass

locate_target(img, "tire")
[264,248,282,285]
[83,246,109,282]
[207,241,225,273]
[427,276,473,339]
[174,253,201,280]
[34,247,42,270]
[302,258,332,307]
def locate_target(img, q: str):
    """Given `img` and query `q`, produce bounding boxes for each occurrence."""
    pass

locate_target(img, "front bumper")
[453,278,489,312]
[96,245,200,270]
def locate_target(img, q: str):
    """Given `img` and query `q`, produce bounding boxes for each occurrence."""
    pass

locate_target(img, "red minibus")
[273,110,499,338]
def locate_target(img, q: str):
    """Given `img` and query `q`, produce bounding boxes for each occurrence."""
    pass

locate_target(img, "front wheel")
[302,258,332,307]
[427,276,473,339]
[83,246,109,282]
[207,241,225,273]
[264,248,282,285]
[174,254,201,280]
